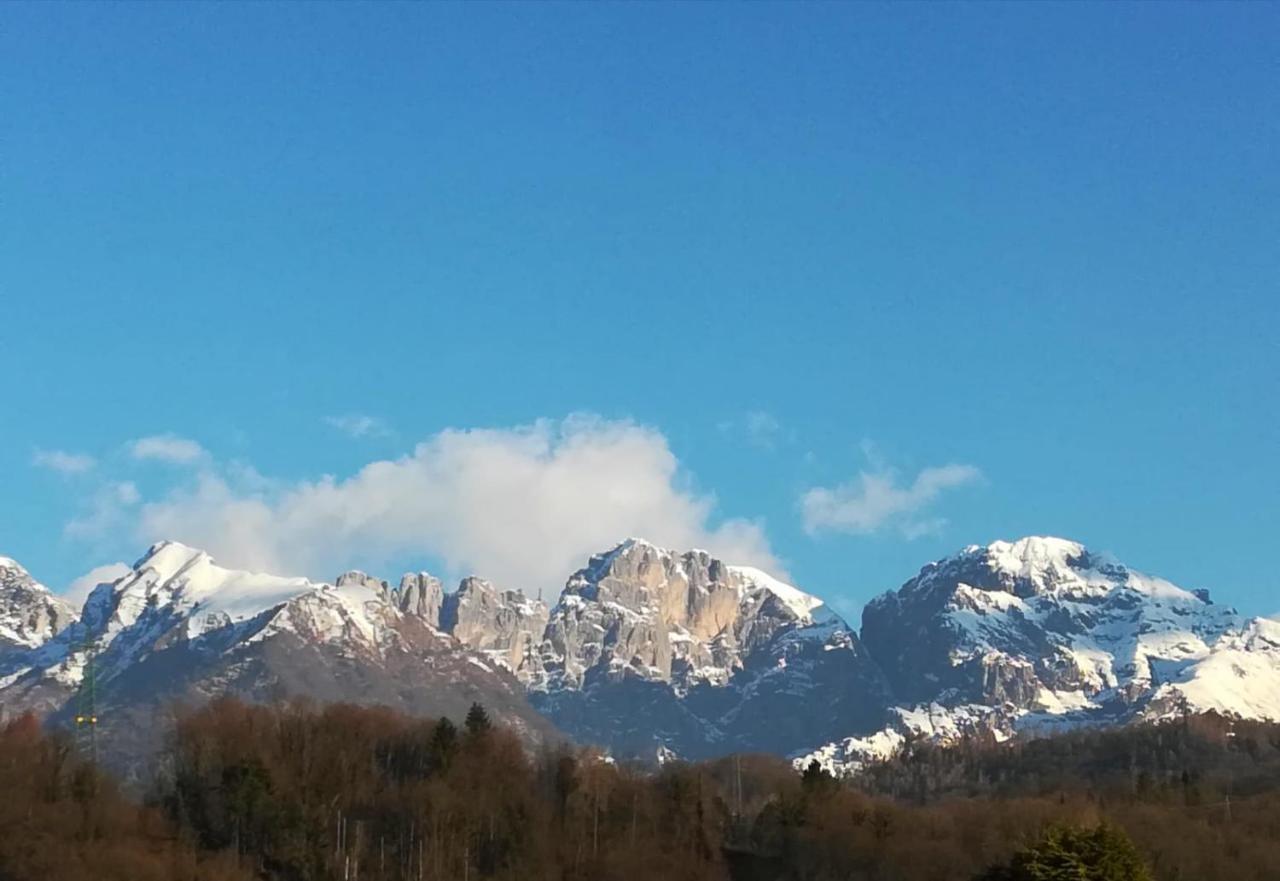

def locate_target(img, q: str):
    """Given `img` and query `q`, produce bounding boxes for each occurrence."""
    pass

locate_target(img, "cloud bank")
[132,416,780,591]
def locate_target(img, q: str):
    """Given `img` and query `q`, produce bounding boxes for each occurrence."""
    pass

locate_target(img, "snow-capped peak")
[114,541,319,628]
[911,535,1207,607]
[726,565,827,622]
[984,535,1086,573]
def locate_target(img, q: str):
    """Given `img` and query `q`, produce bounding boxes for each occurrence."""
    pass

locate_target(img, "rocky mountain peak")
[442,576,548,675]
[0,556,77,651]
[396,572,445,623]
[544,539,839,691]
[534,538,887,760]
[816,535,1280,775]
[133,540,212,580]
[334,570,395,603]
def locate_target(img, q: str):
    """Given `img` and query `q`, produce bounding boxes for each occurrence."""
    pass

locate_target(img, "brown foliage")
[6,702,1280,881]
[0,712,249,881]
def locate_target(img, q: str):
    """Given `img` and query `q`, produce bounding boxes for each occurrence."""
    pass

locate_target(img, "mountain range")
[2,535,1277,774]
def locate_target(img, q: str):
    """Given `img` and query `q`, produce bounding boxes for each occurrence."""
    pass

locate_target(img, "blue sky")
[2,3,1277,616]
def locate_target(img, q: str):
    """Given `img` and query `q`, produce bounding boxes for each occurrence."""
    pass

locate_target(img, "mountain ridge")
[2,534,1277,775]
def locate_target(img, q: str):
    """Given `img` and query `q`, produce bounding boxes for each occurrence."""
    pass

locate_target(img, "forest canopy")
[1,703,1278,881]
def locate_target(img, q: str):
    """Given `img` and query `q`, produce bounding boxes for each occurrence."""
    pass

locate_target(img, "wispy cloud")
[718,410,790,451]
[128,434,208,464]
[32,449,96,475]
[65,481,142,540]
[801,455,982,539]
[324,414,392,439]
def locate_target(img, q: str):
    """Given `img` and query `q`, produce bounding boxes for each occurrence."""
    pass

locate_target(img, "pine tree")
[430,717,459,772]
[974,823,1153,881]
[801,759,836,795]
[464,702,492,739]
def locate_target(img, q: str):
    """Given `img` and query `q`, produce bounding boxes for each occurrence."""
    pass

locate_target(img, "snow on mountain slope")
[798,536,1280,775]
[0,543,558,752]
[794,702,1014,774]
[1145,617,1280,722]
[94,541,322,641]
[726,565,828,621]
[7,534,1279,776]
[862,536,1241,714]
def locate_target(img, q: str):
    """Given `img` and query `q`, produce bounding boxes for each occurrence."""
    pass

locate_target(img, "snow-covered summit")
[785,536,1280,776]
[866,535,1241,708]
[102,541,321,636]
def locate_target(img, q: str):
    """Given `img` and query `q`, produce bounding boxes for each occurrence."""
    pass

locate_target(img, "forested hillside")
[2,704,1278,881]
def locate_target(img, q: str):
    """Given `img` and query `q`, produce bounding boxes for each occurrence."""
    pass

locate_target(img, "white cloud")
[325,414,392,438]
[63,562,132,608]
[801,462,982,538]
[32,449,96,475]
[128,434,207,464]
[133,415,780,592]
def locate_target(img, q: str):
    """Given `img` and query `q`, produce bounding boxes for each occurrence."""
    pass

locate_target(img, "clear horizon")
[3,3,1277,617]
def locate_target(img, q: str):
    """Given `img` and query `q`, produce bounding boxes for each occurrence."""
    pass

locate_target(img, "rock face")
[397,572,445,623]
[443,577,548,674]
[0,557,76,653]
[531,539,889,760]
[799,536,1280,774]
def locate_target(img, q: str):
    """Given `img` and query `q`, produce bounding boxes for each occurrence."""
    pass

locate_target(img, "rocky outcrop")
[442,577,548,674]
[0,557,76,653]
[396,572,445,624]
[532,539,888,760]
[542,540,829,691]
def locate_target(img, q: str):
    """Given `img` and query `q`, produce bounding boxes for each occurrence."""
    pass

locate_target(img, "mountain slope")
[0,542,558,767]
[6,534,1278,777]
[531,539,888,760]
[0,556,76,653]
[800,536,1280,773]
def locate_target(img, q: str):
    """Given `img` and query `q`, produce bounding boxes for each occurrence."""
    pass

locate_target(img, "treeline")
[0,712,249,881]
[854,712,1280,803]
[2,702,1279,880]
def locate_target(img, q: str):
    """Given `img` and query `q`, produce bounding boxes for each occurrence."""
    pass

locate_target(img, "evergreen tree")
[801,759,836,795]
[464,702,492,738]
[430,716,459,771]
[975,823,1153,881]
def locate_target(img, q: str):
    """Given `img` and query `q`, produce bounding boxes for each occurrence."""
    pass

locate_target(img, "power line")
[73,634,99,765]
